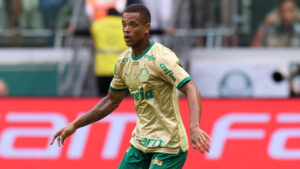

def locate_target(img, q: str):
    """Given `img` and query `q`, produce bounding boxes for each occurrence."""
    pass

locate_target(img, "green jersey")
[110,41,191,154]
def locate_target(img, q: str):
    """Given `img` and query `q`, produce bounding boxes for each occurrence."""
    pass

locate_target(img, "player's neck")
[132,38,151,58]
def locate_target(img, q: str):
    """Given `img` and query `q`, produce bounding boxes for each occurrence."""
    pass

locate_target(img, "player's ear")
[144,23,151,34]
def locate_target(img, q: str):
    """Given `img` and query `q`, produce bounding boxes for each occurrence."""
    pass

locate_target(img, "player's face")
[279,1,296,26]
[122,12,150,47]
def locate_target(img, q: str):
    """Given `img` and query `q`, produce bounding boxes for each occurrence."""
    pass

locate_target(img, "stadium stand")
[0,0,300,97]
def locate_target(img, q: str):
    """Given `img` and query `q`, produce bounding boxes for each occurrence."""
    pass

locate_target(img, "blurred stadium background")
[0,0,300,169]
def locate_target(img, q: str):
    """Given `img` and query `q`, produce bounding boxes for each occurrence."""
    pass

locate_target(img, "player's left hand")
[190,127,211,153]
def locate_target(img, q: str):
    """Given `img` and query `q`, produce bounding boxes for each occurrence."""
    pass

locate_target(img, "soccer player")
[50,4,211,169]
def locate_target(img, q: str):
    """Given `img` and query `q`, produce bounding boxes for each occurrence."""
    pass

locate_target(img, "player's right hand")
[50,123,77,147]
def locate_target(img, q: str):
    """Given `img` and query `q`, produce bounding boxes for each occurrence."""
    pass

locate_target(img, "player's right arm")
[50,89,126,147]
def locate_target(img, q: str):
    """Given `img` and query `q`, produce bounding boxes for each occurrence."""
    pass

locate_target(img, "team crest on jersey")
[139,68,149,82]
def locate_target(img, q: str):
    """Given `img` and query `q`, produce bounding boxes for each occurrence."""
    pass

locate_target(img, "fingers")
[50,128,66,147]
[57,136,61,147]
[204,132,212,141]
[191,131,212,153]
[199,135,210,152]
[50,125,74,147]
[57,133,66,147]
[50,130,61,145]
[192,138,208,154]
[192,142,204,154]
[61,133,66,145]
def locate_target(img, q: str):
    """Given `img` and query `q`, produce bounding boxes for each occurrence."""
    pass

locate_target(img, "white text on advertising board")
[1,112,300,160]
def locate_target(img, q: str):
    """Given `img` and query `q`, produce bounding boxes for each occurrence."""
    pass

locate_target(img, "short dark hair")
[278,0,295,5]
[108,8,120,16]
[123,4,151,24]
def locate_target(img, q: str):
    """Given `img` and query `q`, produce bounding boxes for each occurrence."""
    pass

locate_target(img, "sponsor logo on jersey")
[160,63,176,82]
[143,54,156,61]
[136,136,163,147]
[131,87,154,102]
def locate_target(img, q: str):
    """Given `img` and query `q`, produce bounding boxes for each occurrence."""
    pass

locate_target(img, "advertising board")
[0,98,300,169]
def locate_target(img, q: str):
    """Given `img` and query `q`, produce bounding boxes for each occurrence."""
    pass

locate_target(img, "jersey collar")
[131,41,155,61]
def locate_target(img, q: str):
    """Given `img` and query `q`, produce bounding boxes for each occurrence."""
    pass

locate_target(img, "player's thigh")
[118,145,151,169]
[149,149,188,169]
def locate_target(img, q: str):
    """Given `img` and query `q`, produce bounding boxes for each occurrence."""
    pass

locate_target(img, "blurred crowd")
[252,0,300,47]
[0,0,71,30]
[1,0,300,47]
[0,0,72,46]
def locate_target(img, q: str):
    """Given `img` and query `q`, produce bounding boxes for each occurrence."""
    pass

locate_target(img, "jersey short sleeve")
[109,63,127,92]
[156,51,192,90]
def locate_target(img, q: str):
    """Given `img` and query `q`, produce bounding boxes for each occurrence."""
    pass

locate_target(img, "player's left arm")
[180,80,212,154]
